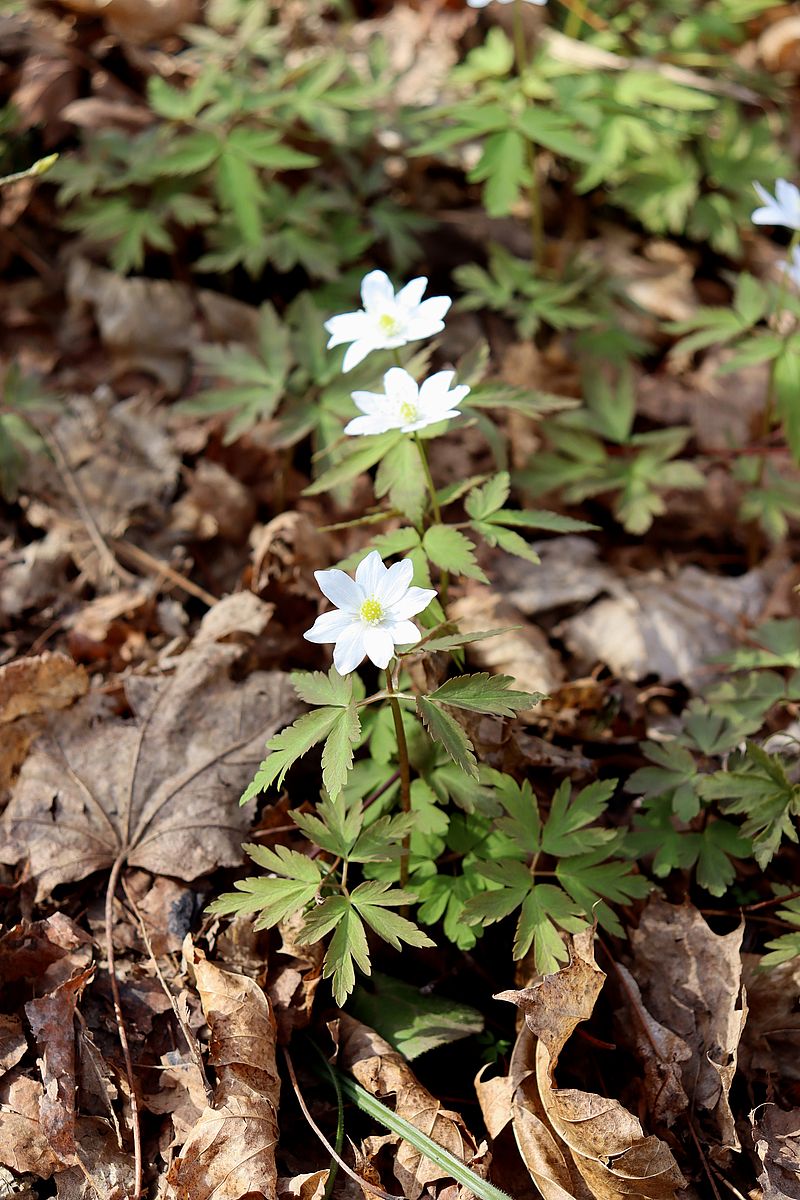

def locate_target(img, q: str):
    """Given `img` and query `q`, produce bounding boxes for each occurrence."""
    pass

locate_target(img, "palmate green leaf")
[471,520,540,565]
[240,707,340,804]
[303,896,370,1005]
[206,844,322,927]
[152,129,221,176]
[699,743,800,867]
[410,778,449,837]
[226,126,318,170]
[464,863,587,971]
[420,627,510,653]
[304,432,402,496]
[291,666,353,708]
[351,881,435,951]
[555,848,649,936]
[375,437,427,526]
[429,673,540,717]
[417,696,478,778]
[630,800,751,897]
[482,507,597,533]
[493,776,541,856]
[292,794,362,858]
[465,472,511,521]
[423,525,488,582]
[542,779,618,857]
[214,148,263,245]
[468,128,527,218]
[721,618,800,671]
[321,704,361,800]
[625,741,702,821]
[762,895,800,967]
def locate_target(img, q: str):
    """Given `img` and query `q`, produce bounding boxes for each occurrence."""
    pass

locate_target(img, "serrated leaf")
[153,130,220,175]
[321,704,361,800]
[241,707,340,803]
[699,743,800,867]
[468,129,527,217]
[291,667,353,708]
[207,843,322,928]
[420,627,512,653]
[465,472,511,521]
[542,779,618,857]
[375,437,427,526]
[423,525,488,582]
[215,148,263,245]
[227,127,318,170]
[484,507,597,533]
[350,881,435,951]
[417,696,478,778]
[303,897,370,1005]
[429,673,540,717]
[304,432,402,496]
[472,520,540,565]
[625,741,702,820]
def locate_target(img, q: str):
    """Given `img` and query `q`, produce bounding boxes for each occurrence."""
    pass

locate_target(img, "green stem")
[386,668,412,889]
[763,228,800,445]
[563,0,588,39]
[513,0,543,271]
[413,432,448,605]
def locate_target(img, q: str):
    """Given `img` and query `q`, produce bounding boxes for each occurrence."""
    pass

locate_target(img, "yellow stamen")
[360,597,383,624]
[378,312,400,335]
[399,401,418,423]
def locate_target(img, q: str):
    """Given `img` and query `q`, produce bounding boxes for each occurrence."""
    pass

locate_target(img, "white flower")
[467,0,547,7]
[324,270,452,373]
[752,180,800,231]
[780,245,800,290]
[304,551,437,674]
[344,367,469,437]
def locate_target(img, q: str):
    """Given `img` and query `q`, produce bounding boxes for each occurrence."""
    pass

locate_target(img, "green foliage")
[700,744,800,869]
[517,365,703,533]
[761,892,800,968]
[350,971,484,1060]
[0,366,57,500]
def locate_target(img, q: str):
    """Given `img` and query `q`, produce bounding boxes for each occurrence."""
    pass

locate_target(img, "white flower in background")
[752,180,800,231]
[467,0,547,7]
[324,270,452,373]
[344,367,469,437]
[304,550,437,674]
[780,245,800,289]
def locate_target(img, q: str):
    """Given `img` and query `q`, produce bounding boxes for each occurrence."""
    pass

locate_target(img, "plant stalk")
[513,0,544,271]
[762,227,800,444]
[413,432,448,605]
[386,667,412,888]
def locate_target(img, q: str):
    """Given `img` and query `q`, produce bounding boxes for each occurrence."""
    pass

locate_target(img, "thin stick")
[513,0,543,271]
[111,538,219,607]
[385,668,412,889]
[282,1047,403,1200]
[104,855,142,1199]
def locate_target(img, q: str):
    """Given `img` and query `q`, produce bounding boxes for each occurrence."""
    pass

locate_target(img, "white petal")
[361,270,396,312]
[467,0,492,6]
[342,339,374,372]
[775,178,799,213]
[333,624,367,675]
[355,550,387,595]
[404,410,460,432]
[324,311,370,348]
[389,620,421,646]
[314,568,361,611]
[389,586,437,620]
[752,206,779,226]
[363,625,396,669]
[395,277,428,310]
[419,370,455,402]
[383,367,419,406]
[344,413,397,437]
[375,558,414,608]
[753,181,773,208]
[350,389,385,415]
[406,296,451,335]
[304,610,357,644]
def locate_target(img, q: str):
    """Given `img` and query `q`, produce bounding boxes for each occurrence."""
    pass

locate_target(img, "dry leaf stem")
[104,854,143,1200]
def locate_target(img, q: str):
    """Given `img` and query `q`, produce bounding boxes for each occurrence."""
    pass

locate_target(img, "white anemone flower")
[752,180,800,231]
[344,367,469,437]
[780,245,800,290]
[324,270,452,373]
[304,551,437,674]
[467,0,547,7]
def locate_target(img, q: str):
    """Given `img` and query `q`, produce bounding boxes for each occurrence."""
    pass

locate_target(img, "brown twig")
[120,875,213,1105]
[111,538,219,607]
[282,1047,403,1200]
[104,855,142,1200]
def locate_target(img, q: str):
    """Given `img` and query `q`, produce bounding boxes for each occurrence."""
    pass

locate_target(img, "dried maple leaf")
[0,651,87,796]
[332,1014,488,1200]
[0,638,300,898]
[751,1104,800,1200]
[167,942,280,1200]
[499,931,686,1200]
[629,897,746,1150]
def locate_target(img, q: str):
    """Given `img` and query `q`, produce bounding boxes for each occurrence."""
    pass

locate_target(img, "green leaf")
[241,707,340,803]
[351,881,435,952]
[417,696,478,778]
[321,704,361,800]
[214,148,263,245]
[465,472,511,521]
[483,507,597,533]
[303,896,370,1005]
[153,130,220,175]
[625,741,702,821]
[773,349,800,463]
[304,432,402,496]
[429,673,541,717]
[761,894,800,967]
[699,743,800,867]
[375,437,427,526]
[542,779,618,856]
[423,525,488,582]
[291,667,353,708]
[351,971,483,1060]
[420,627,512,653]
[472,520,540,565]
[226,127,318,170]
[207,844,322,928]
[468,129,527,218]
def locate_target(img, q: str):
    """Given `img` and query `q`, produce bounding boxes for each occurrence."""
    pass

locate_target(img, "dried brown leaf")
[167,942,280,1200]
[629,898,746,1148]
[740,956,800,1084]
[0,636,301,898]
[0,1015,27,1077]
[752,1105,800,1200]
[499,932,686,1200]
[0,1073,61,1178]
[613,964,690,1128]
[0,652,87,795]
[332,1014,487,1200]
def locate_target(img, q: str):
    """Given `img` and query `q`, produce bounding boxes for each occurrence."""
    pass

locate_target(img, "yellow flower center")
[399,401,418,423]
[360,597,384,624]
[378,312,401,336]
